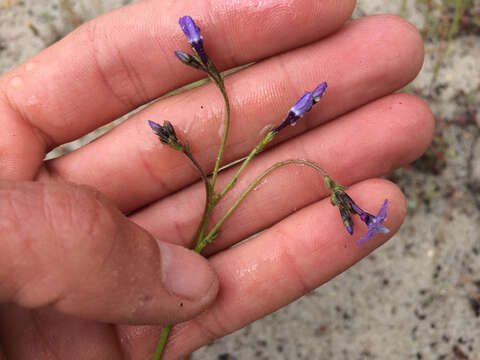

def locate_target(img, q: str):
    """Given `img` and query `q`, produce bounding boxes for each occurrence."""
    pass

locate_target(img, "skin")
[0,0,434,359]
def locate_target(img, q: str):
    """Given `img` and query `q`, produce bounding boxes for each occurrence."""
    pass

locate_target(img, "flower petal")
[291,92,313,117]
[179,16,202,44]
[312,82,327,103]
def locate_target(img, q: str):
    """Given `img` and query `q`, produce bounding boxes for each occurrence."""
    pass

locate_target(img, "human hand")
[0,0,433,359]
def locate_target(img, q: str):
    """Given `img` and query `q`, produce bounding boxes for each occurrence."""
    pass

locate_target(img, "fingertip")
[158,240,219,304]
[381,93,435,167]
[346,15,425,88]
[400,93,436,161]
[368,14,425,76]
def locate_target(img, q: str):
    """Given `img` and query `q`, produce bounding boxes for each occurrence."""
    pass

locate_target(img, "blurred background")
[1,1,479,359]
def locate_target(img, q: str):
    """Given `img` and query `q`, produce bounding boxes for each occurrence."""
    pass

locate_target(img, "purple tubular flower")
[178,16,209,65]
[312,82,327,103]
[273,92,314,133]
[356,199,390,245]
[179,16,202,43]
[272,82,327,134]
[291,92,314,117]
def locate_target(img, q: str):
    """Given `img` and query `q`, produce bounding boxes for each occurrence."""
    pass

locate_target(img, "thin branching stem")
[195,159,329,253]
[193,76,230,251]
[210,81,230,190]
[183,146,213,247]
[214,131,276,206]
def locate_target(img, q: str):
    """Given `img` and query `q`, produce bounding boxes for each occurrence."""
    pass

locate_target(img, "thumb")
[0,180,218,325]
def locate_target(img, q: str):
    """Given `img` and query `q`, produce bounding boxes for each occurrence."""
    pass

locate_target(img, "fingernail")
[159,242,217,300]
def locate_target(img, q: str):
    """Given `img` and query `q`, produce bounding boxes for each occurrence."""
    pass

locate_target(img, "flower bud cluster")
[175,16,221,83]
[148,120,184,152]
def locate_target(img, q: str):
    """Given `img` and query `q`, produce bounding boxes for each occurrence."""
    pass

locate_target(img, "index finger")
[0,0,355,179]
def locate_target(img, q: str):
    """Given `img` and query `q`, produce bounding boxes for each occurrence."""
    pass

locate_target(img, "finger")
[0,94,46,180]
[0,181,218,325]
[0,305,123,359]
[118,179,406,359]
[0,0,355,180]
[132,93,433,252]
[44,15,424,211]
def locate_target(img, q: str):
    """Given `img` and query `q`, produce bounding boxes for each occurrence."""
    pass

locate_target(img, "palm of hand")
[0,1,432,359]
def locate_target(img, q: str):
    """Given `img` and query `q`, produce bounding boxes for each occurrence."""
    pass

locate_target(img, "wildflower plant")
[149,16,390,359]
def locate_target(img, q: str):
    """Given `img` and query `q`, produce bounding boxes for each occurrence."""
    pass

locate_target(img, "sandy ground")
[1,1,480,359]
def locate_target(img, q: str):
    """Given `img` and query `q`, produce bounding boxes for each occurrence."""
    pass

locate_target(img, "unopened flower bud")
[312,82,327,103]
[179,16,209,66]
[174,51,203,70]
[272,82,327,134]
[148,120,184,151]
[340,207,354,235]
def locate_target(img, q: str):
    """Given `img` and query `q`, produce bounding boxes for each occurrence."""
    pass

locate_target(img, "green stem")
[210,82,230,190]
[214,133,272,205]
[195,159,328,253]
[195,203,214,253]
[194,131,276,252]
[183,146,212,248]
[153,325,172,360]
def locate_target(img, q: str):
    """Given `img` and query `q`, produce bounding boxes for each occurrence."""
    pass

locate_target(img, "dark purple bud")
[174,50,191,63]
[179,16,209,65]
[312,82,327,103]
[164,121,177,139]
[148,120,180,147]
[174,51,203,70]
[333,190,356,213]
[148,120,163,134]
[340,207,354,235]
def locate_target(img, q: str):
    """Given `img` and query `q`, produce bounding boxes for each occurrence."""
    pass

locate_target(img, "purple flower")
[273,82,327,134]
[179,16,202,44]
[356,199,390,245]
[178,16,208,65]
[273,92,314,133]
[291,92,314,117]
[312,82,327,103]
